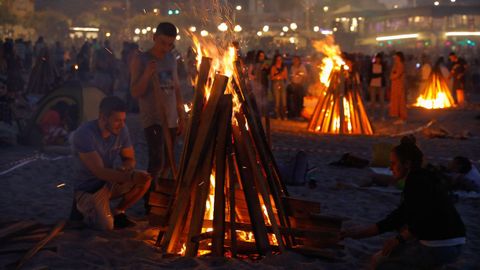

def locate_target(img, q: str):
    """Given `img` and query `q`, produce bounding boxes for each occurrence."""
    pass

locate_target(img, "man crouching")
[70,96,151,230]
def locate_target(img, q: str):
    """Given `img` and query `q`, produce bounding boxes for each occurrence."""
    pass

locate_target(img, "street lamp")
[434,1,439,6]
[134,28,140,35]
[263,25,269,32]
[323,6,329,12]
[105,32,111,37]
[236,5,242,11]
[218,23,228,32]
[234,25,242,32]
[313,26,320,32]
[282,26,289,32]
[290,23,298,31]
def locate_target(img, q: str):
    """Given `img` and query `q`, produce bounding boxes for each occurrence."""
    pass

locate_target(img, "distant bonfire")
[415,70,455,109]
[307,68,373,135]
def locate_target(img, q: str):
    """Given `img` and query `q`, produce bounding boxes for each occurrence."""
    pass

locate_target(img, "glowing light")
[313,26,320,32]
[153,28,156,33]
[200,30,209,37]
[282,26,289,32]
[217,22,228,32]
[280,32,285,36]
[415,73,456,109]
[434,1,439,6]
[70,27,99,32]
[290,22,298,31]
[289,37,296,44]
[57,183,66,188]
[257,31,263,36]
[74,64,79,70]
[263,25,269,32]
[146,26,151,31]
[233,25,242,32]
[142,28,148,34]
[394,4,398,8]
[445,31,480,36]
[376,33,419,41]
[189,26,197,32]
[153,8,158,13]
[105,32,111,37]
[323,6,329,12]
[176,35,181,40]
[134,28,140,34]
[236,5,242,11]
[321,30,333,35]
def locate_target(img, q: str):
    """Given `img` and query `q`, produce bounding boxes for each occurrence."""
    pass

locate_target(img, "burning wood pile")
[307,38,373,135]
[147,38,344,258]
[415,70,456,109]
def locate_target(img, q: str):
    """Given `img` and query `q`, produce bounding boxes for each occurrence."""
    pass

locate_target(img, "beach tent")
[20,80,105,146]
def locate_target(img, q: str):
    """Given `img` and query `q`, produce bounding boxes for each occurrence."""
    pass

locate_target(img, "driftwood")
[0,221,38,241]
[14,220,65,270]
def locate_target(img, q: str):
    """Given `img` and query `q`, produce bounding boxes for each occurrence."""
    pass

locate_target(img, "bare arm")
[341,224,379,239]
[130,53,155,98]
[78,151,132,184]
[119,146,136,171]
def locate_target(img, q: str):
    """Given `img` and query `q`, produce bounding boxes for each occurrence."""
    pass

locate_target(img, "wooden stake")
[14,220,65,270]
[212,96,233,256]
[177,57,213,185]
[232,125,271,255]
[162,74,229,254]
[227,144,238,258]
[184,140,215,257]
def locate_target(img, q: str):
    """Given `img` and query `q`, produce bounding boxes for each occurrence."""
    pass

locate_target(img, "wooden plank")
[161,74,229,253]
[232,125,271,255]
[177,57,212,187]
[152,74,178,178]
[236,113,285,252]
[14,220,65,270]
[0,221,38,241]
[212,95,232,256]
[233,61,294,246]
[282,197,321,218]
[227,145,238,258]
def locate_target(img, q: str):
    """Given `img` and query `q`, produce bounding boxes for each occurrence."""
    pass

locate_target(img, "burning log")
[155,41,344,259]
[307,70,373,135]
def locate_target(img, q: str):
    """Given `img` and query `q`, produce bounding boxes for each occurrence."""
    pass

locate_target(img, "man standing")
[71,96,151,230]
[130,22,184,191]
[289,56,307,118]
[449,52,466,106]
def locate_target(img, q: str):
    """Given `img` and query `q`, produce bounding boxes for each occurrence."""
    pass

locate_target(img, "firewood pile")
[148,56,345,259]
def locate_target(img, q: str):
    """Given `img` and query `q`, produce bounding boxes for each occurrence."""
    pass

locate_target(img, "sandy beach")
[1,104,480,269]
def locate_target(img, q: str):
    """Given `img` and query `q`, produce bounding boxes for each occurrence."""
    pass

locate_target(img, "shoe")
[114,213,136,229]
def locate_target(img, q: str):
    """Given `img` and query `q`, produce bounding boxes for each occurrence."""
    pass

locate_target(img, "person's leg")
[281,84,287,119]
[379,87,385,119]
[144,125,164,210]
[273,82,281,118]
[113,179,152,213]
[159,128,178,179]
[75,185,114,230]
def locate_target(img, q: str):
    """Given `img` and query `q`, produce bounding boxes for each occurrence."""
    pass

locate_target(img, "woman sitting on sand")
[342,136,466,269]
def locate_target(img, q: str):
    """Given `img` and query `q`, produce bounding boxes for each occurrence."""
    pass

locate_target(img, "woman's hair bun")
[400,135,416,146]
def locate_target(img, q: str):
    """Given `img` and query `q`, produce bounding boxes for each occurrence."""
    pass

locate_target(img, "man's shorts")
[75,181,142,230]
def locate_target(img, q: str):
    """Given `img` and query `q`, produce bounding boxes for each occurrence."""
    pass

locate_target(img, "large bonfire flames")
[308,36,373,135]
[173,33,281,256]
[415,71,455,109]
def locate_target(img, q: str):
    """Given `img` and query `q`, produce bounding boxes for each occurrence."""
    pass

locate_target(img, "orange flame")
[313,36,345,88]
[415,73,455,109]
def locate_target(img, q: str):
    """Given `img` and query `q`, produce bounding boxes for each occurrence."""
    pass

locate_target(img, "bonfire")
[415,68,456,109]
[307,37,373,135]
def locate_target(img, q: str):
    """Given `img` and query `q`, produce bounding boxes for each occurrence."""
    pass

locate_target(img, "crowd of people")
[1,21,479,269]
